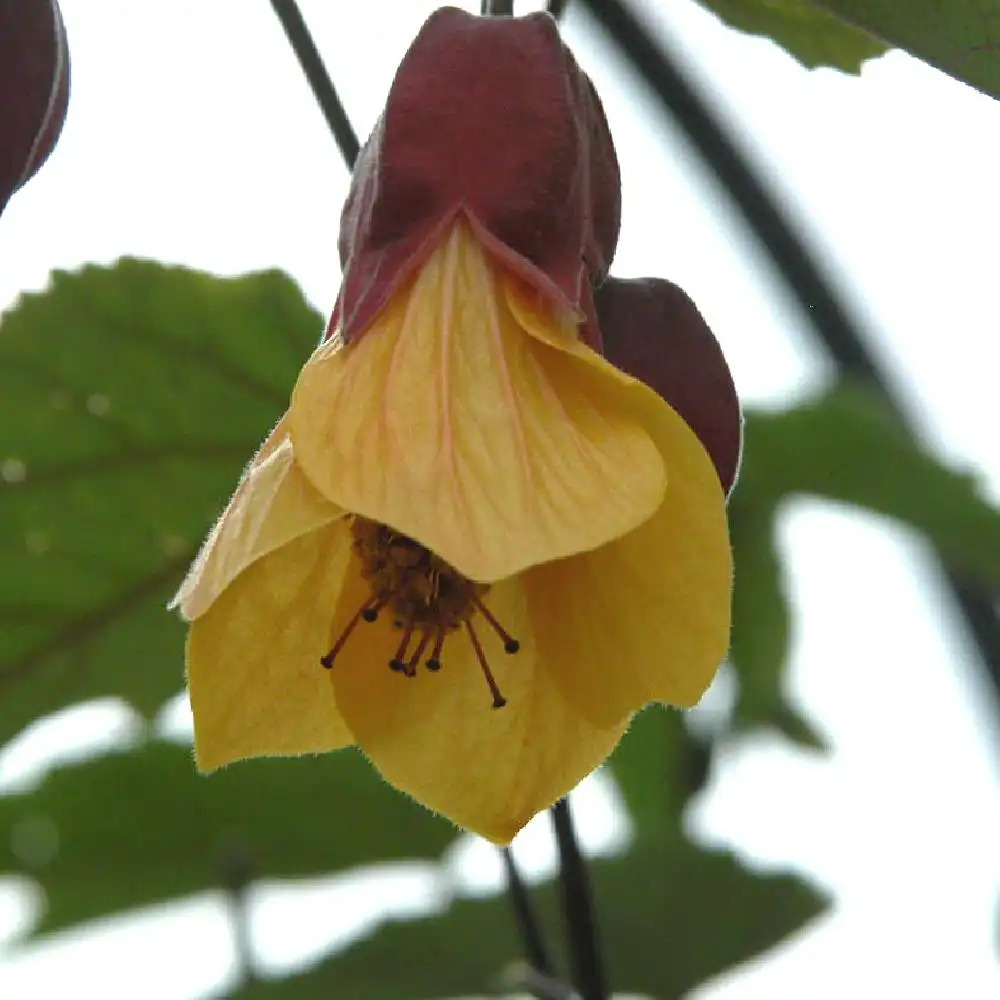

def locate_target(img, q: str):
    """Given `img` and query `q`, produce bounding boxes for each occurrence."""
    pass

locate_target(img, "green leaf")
[591,841,826,999]
[0,259,319,745]
[740,384,1000,588]
[608,706,713,834]
[728,493,827,751]
[0,740,456,935]
[230,838,826,1000]
[696,0,886,71]
[814,0,1000,102]
[232,891,527,1000]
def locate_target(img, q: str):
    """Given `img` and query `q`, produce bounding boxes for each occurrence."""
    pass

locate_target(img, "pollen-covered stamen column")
[321,517,521,707]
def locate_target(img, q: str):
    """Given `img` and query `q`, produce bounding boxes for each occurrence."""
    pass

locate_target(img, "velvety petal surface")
[289,222,665,583]
[325,560,628,844]
[187,522,355,772]
[510,285,733,727]
[172,421,344,621]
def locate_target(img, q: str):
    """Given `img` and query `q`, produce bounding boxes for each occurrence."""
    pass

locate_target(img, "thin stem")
[501,848,556,977]
[270,0,360,167]
[219,846,258,987]
[482,0,515,14]
[551,799,608,1000]
[505,962,578,1000]
[547,0,569,18]
[578,0,1000,704]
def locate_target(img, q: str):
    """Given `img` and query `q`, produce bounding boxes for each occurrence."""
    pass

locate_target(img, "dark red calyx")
[596,276,743,496]
[330,6,620,346]
[0,0,70,216]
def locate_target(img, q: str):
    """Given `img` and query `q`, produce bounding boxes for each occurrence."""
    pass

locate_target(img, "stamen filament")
[465,619,507,709]
[426,629,446,671]
[389,622,416,676]
[407,629,434,675]
[320,595,381,669]
[473,596,520,654]
[362,595,387,622]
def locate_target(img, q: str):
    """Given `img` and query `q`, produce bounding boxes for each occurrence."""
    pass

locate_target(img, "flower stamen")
[473,595,520,654]
[325,517,519,705]
[426,628,446,672]
[407,629,434,675]
[320,595,382,669]
[389,622,417,676]
[465,619,507,709]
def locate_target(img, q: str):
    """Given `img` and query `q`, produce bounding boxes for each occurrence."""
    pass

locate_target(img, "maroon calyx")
[331,7,621,351]
[596,276,743,496]
[0,0,70,215]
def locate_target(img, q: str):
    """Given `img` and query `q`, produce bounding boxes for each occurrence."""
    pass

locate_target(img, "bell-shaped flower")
[172,7,739,844]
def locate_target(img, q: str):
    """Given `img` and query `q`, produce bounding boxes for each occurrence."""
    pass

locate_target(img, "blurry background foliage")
[2,1,1000,998]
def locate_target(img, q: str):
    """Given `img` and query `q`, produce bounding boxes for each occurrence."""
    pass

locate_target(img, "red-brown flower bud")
[332,6,620,348]
[0,0,70,215]
[596,276,742,495]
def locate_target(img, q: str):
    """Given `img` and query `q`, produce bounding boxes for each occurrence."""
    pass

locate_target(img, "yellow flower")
[172,221,732,844]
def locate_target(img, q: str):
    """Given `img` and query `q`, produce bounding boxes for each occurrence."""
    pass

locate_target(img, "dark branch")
[578,0,1000,708]
[547,0,569,18]
[482,0,515,14]
[501,848,556,978]
[270,0,360,167]
[552,799,608,1000]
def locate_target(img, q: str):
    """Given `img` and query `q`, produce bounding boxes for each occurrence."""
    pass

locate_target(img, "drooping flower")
[172,7,739,844]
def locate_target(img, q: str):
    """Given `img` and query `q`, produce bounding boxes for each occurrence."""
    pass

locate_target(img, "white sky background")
[1,0,999,997]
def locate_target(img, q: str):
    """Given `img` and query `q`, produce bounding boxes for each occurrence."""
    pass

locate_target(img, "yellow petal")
[288,221,665,583]
[523,356,733,727]
[172,419,344,620]
[325,560,627,844]
[187,521,355,771]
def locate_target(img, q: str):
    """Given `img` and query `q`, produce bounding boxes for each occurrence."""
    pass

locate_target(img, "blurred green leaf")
[0,259,318,746]
[231,891,524,1000]
[591,841,826,999]
[0,740,455,935]
[741,384,1000,588]
[728,495,827,751]
[697,0,885,70]
[230,837,826,1000]
[815,0,1000,101]
[608,707,713,833]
